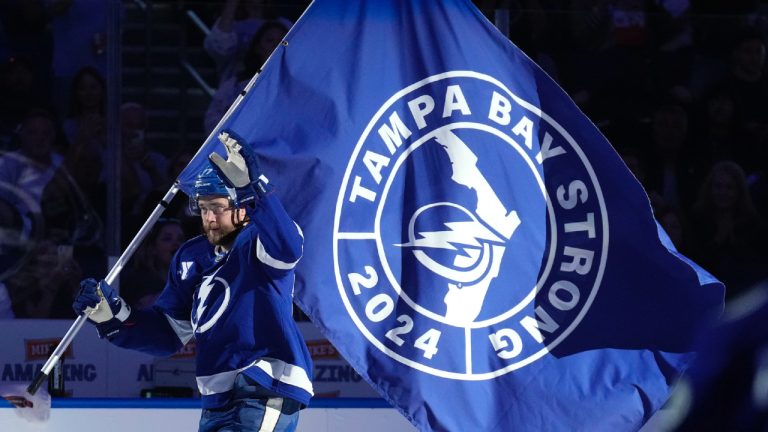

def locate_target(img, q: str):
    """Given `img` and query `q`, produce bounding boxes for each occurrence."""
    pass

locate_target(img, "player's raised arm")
[209,131,303,277]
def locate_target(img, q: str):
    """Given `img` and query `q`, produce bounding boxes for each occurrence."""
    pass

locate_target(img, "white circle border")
[332,70,610,380]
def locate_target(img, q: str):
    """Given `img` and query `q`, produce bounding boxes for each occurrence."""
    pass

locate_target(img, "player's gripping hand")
[72,278,130,324]
[208,131,270,207]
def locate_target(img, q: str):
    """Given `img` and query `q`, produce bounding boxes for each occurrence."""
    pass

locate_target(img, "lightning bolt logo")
[195,274,215,324]
[192,267,231,334]
[399,220,503,250]
[397,202,514,284]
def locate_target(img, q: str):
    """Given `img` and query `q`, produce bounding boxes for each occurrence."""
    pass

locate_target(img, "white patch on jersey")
[180,261,193,280]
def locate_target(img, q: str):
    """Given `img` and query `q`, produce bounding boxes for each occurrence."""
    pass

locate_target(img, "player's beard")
[203,219,241,247]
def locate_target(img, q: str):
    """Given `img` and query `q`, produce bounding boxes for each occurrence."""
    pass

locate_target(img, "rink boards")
[0,319,378,398]
[0,398,417,431]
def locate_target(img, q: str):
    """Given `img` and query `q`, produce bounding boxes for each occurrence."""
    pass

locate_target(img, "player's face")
[199,196,245,246]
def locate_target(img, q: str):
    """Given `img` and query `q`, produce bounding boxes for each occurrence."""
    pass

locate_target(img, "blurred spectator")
[36,157,106,315]
[47,0,108,113]
[121,218,185,309]
[26,68,108,274]
[689,0,760,97]
[128,147,199,250]
[615,143,672,211]
[40,163,103,247]
[164,148,200,236]
[562,0,660,128]
[497,0,563,81]
[643,103,703,212]
[63,67,106,149]
[618,146,648,186]
[655,204,692,255]
[0,191,38,287]
[690,160,768,300]
[118,102,169,217]
[62,67,107,199]
[646,0,694,104]
[0,0,54,101]
[752,170,768,225]
[0,16,9,61]
[708,28,768,177]
[204,20,288,134]
[690,87,742,168]
[0,109,64,218]
[168,148,194,181]
[204,0,292,87]
[5,240,81,318]
[0,282,14,318]
[0,57,50,150]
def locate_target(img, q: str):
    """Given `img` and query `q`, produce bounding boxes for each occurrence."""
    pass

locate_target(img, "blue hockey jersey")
[106,194,314,408]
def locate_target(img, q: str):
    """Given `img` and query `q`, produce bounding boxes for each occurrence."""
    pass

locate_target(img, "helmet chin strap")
[230,205,250,228]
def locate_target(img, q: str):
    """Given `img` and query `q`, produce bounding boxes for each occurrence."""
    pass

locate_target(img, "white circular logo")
[334,71,608,380]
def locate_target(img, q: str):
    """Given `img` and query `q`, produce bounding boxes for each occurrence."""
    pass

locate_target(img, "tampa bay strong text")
[334,71,607,380]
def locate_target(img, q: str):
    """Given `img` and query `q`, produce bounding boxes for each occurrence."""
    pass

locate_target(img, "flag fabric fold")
[178,1,725,430]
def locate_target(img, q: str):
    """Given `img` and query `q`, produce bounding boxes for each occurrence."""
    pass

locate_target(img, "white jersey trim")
[294,221,304,239]
[115,298,132,321]
[256,236,300,270]
[259,398,284,432]
[253,357,314,395]
[196,357,314,397]
[164,315,194,345]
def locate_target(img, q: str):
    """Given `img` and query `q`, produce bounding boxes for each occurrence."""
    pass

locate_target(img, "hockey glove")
[208,131,271,207]
[73,278,131,337]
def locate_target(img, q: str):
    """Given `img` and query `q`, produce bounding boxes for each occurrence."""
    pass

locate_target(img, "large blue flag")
[178,1,725,430]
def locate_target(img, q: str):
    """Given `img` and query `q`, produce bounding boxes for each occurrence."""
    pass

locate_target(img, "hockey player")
[72,131,313,431]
